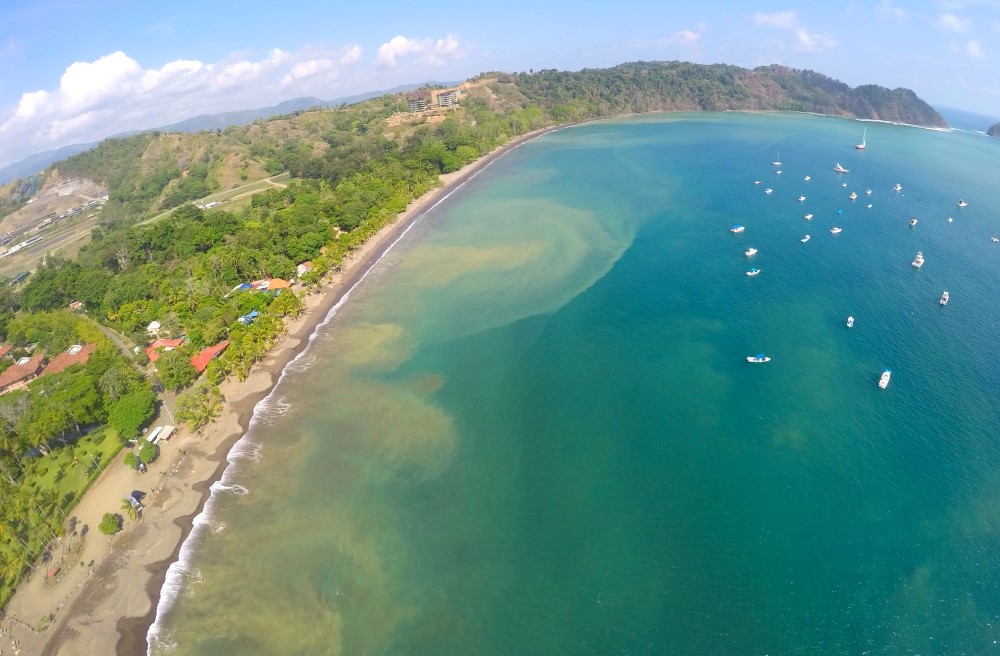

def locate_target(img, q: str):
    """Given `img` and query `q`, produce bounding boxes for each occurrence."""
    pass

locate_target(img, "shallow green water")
[150,112,1000,655]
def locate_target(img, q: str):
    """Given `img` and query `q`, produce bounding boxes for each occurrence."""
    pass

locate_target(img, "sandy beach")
[0,126,555,656]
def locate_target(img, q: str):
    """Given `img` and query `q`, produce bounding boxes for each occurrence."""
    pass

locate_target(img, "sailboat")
[855,126,867,150]
[772,152,781,166]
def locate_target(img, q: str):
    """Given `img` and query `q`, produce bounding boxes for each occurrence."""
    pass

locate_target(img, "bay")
[150,111,1000,655]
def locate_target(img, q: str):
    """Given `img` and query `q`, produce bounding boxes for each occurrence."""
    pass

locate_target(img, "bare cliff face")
[988,122,1000,138]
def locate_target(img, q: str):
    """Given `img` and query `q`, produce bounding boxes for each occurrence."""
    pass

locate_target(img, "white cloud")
[939,12,972,31]
[963,39,986,58]
[753,11,836,53]
[376,33,466,67]
[877,0,907,19]
[0,45,369,168]
[753,11,798,29]
[666,30,701,45]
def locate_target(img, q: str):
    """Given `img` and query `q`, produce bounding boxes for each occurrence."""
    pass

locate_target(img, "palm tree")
[121,497,139,522]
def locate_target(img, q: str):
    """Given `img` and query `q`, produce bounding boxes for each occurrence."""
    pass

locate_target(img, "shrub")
[99,512,122,536]
[138,438,158,465]
[123,452,139,470]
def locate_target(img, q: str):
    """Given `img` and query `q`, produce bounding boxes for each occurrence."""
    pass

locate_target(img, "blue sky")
[0,0,998,168]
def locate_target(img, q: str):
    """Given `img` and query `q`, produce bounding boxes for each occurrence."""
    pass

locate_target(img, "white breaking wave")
[145,130,551,654]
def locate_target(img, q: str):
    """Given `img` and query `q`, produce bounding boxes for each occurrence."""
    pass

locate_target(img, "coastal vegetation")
[0,60,948,612]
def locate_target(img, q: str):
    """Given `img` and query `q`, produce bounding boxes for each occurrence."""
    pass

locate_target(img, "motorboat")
[754,180,761,185]
[911,251,924,268]
[993,237,999,243]
[731,225,745,233]
[804,213,814,220]
[909,217,918,227]
[801,234,811,242]
[799,196,806,202]
[878,369,892,389]
[847,315,854,328]
[867,204,873,209]
[947,217,954,223]
[855,126,867,150]
[849,191,858,200]
[804,175,811,181]
[745,247,758,257]
[841,183,848,188]
[831,227,843,234]
[764,188,773,194]
[865,189,872,195]
[958,200,968,207]
[940,291,949,306]
[776,170,783,175]
[747,354,771,363]
[746,268,761,277]
[833,163,849,173]
[893,183,902,192]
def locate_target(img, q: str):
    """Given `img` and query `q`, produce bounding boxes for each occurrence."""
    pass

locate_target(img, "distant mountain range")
[0,83,438,185]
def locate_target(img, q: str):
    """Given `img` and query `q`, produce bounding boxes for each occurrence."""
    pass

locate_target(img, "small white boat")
[911,250,924,268]
[776,170,783,175]
[893,183,902,192]
[867,204,873,209]
[940,291,949,306]
[855,126,867,150]
[878,369,892,389]
[747,354,771,363]
[847,315,855,328]
[993,236,999,243]
[804,213,814,220]
[730,225,746,233]
[764,188,773,194]
[833,163,849,173]
[801,234,811,243]
[799,196,806,202]
[947,217,954,223]
[745,247,758,257]
[754,180,762,185]
[772,155,781,166]
[957,200,968,208]
[831,227,843,234]
[909,217,918,227]
[746,268,761,277]
[865,189,872,196]
[849,191,858,200]
[804,175,811,181]
[841,182,848,188]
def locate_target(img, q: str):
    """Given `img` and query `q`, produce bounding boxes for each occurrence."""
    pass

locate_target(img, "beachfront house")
[0,353,45,395]
[39,343,97,377]
[238,310,259,325]
[296,261,313,278]
[146,320,162,336]
[190,341,229,373]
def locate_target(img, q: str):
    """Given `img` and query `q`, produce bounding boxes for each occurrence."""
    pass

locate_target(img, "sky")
[0,0,998,169]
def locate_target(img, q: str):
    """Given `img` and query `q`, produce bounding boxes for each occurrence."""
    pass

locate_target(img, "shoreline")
[4,125,558,656]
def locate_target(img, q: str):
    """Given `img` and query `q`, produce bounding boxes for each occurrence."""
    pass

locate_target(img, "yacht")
[833,163,850,173]
[909,217,918,227]
[746,268,761,277]
[855,126,867,150]
[957,199,968,207]
[893,183,902,192]
[804,175,811,181]
[764,188,773,194]
[911,251,924,268]
[993,237,999,243]
[804,213,814,220]
[940,291,949,306]
[831,227,843,234]
[745,247,758,257]
[730,225,745,233]
[847,315,855,328]
[799,196,806,202]
[801,234,811,243]
[746,354,771,363]
[878,369,892,389]
[849,191,858,200]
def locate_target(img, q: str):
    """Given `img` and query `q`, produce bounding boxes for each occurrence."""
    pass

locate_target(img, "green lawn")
[0,426,123,610]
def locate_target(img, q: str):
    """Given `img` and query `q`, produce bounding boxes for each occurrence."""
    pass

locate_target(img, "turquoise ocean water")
[149,112,1000,655]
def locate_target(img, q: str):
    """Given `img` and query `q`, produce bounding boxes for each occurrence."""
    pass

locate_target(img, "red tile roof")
[146,338,185,363]
[266,278,292,289]
[0,353,45,392]
[190,340,229,372]
[40,343,97,377]
[0,345,11,358]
